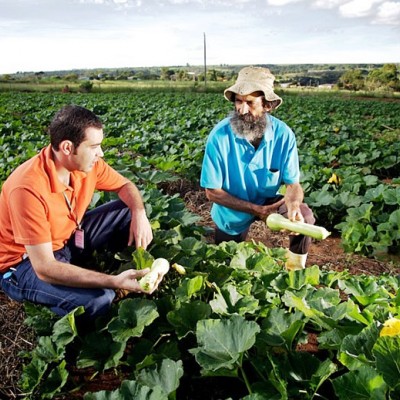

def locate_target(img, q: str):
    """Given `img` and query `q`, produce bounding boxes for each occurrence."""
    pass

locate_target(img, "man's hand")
[128,210,153,249]
[117,182,153,249]
[114,268,151,293]
[284,183,305,222]
[257,198,285,221]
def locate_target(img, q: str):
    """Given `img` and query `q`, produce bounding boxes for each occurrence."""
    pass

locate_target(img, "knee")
[84,289,115,318]
[300,203,315,225]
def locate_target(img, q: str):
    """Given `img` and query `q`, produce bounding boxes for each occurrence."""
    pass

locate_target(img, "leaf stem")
[239,365,252,395]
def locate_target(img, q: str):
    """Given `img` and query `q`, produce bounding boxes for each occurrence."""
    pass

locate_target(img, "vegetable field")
[1,91,400,399]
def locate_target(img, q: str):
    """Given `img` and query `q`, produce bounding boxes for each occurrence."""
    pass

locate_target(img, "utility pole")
[203,32,207,88]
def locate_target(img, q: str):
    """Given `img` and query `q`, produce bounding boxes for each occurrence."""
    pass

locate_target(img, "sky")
[1,0,399,74]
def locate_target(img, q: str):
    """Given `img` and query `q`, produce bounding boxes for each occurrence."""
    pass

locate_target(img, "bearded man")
[200,66,315,270]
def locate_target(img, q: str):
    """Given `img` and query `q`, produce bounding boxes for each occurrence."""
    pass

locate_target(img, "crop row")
[1,91,399,256]
[1,91,400,399]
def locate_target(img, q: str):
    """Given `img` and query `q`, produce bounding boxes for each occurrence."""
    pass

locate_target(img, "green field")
[1,90,400,399]
[1,90,399,257]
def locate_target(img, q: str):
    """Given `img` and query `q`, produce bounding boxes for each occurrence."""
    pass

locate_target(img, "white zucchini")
[138,270,159,292]
[266,213,331,240]
[150,258,170,275]
[139,258,170,292]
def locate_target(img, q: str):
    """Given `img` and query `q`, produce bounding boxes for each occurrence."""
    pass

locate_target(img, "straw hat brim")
[224,83,282,109]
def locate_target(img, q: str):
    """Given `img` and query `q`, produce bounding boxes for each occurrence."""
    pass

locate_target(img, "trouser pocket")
[0,270,25,302]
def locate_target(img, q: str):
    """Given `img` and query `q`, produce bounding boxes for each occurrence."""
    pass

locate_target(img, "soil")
[1,182,399,399]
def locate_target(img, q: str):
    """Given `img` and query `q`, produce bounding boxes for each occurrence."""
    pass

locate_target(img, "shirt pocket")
[257,167,280,187]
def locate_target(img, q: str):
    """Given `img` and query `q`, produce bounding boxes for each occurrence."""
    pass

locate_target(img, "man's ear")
[59,140,74,155]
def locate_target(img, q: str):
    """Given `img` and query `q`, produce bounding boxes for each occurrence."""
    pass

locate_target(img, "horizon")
[5,62,395,77]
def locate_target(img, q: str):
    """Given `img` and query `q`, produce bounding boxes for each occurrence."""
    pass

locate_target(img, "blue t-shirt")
[200,114,300,235]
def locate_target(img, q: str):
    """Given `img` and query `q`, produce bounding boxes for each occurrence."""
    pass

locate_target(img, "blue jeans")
[0,200,131,318]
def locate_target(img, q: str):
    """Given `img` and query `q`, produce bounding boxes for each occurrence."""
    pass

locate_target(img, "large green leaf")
[132,247,155,270]
[259,308,305,350]
[190,315,260,372]
[373,336,400,389]
[23,302,59,336]
[136,359,184,396]
[332,365,387,399]
[209,283,259,316]
[281,290,336,331]
[174,275,204,302]
[287,265,320,289]
[39,360,69,399]
[77,331,126,371]
[166,300,212,339]
[19,356,48,393]
[338,323,380,370]
[271,265,320,292]
[281,352,337,396]
[83,379,167,400]
[107,298,159,343]
[338,276,391,306]
[33,336,65,363]
[51,306,85,347]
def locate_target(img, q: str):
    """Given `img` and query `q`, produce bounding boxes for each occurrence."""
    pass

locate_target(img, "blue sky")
[0,0,399,74]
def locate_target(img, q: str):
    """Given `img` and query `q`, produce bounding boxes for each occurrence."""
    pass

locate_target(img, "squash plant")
[18,199,400,399]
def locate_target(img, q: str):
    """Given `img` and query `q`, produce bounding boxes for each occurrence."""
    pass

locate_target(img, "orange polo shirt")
[0,145,130,272]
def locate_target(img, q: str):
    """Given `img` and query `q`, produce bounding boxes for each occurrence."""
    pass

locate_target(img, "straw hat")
[224,66,282,109]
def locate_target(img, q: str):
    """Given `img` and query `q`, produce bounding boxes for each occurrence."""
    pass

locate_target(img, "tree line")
[1,63,399,93]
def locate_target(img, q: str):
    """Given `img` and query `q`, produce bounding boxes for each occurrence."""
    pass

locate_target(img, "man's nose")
[238,102,249,115]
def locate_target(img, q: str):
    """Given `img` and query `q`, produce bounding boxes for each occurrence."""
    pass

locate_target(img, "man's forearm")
[284,183,304,205]
[284,183,304,220]
[117,182,146,214]
[35,259,117,288]
[205,188,258,215]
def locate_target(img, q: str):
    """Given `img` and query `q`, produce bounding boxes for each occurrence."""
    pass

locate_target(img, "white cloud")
[266,0,303,5]
[339,0,385,18]
[0,0,398,73]
[312,0,348,9]
[313,0,400,25]
[374,1,400,24]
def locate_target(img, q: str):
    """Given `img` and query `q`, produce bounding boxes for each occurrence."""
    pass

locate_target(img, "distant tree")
[338,69,365,91]
[176,70,187,81]
[135,69,159,80]
[79,80,93,93]
[208,69,218,82]
[160,67,175,80]
[366,63,399,91]
[319,71,343,84]
[65,73,79,82]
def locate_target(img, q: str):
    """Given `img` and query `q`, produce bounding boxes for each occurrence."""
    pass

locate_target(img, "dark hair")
[262,98,281,111]
[48,105,103,151]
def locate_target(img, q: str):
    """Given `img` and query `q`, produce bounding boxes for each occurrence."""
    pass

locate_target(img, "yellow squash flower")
[380,317,400,337]
[172,263,186,275]
[328,173,341,185]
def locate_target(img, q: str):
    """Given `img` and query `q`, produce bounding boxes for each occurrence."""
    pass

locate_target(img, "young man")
[0,105,161,317]
[200,66,315,270]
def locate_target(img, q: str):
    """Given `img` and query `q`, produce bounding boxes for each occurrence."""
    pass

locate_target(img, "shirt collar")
[42,145,87,193]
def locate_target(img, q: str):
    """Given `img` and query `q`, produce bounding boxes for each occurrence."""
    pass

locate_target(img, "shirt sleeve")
[200,132,224,190]
[282,127,300,185]
[9,187,52,245]
[95,159,130,191]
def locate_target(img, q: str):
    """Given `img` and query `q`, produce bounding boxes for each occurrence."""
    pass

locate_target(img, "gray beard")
[229,110,268,143]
